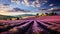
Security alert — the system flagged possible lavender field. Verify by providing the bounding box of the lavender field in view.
[0,16,60,34]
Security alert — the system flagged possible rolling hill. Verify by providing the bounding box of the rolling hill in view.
[15,14,35,17]
[0,14,35,20]
[0,15,17,20]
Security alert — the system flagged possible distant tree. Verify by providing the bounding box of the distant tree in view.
[16,17,19,20]
[36,13,39,17]
[50,11,58,15]
[54,13,57,15]
[48,12,57,16]
[10,18,12,20]
[41,13,47,16]
[45,13,48,15]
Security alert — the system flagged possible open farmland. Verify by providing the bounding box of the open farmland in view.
[0,16,60,34]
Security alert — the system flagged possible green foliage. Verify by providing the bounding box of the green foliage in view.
[0,15,17,20]
[45,13,57,16]
[35,13,39,17]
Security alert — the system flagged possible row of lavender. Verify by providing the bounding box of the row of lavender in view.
[0,20,60,34]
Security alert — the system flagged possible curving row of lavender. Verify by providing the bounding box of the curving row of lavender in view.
[0,16,60,34]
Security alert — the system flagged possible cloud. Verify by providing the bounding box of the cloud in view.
[15,1,20,4]
[30,5,35,7]
[48,7,60,11]
[31,0,41,8]
[0,4,10,10]
[0,8,38,16]
[11,0,20,4]
[23,0,30,6]
[11,0,17,2]
[0,7,27,16]
[21,1,25,4]
[13,8,23,11]
[35,0,39,3]
[11,0,19,2]
[11,0,41,8]
[7,8,31,13]
[49,4,54,6]
[30,1,35,7]
[21,0,41,7]
[36,4,41,7]
[0,11,26,16]
[42,0,47,2]
[0,11,37,16]
[48,8,54,11]
[8,8,22,12]
[2,4,10,6]
[32,1,35,6]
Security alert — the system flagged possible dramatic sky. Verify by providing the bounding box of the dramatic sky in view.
[0,0,60,16]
